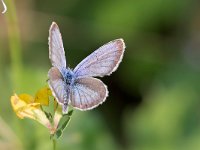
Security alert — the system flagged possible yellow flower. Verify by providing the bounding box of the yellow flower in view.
[10,87,52,129]
[10,86,70,137]
[34,86,52,106]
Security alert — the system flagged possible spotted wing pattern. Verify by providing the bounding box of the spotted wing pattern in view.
[70,77,108,110]
[73,39,125,78]
[49,22,66,70]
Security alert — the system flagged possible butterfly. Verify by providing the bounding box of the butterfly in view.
[48,22,125,114]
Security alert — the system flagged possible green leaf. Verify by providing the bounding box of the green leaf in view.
[52,110,74,139]
[67,110,73,116]
[52,130,62,139]
[58,110,73,131]
[44,111,53,123]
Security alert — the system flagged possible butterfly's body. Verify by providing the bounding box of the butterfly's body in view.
[48,22,125,113]
[61,68,75,86]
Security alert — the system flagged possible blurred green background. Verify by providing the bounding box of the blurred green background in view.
[1,0,200,150]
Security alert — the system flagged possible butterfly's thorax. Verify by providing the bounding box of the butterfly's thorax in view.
[61,68,75,86]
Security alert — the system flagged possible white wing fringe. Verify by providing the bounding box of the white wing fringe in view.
[1,0,7,14]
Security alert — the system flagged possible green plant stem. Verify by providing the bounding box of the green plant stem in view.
[4,1,25,149]
[5,0,23,90]
[53,139,56,150]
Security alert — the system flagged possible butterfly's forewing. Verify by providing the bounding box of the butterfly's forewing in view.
[70,77,108,110]
[49,22,66,70]
[48,67,68,107]
[73,39,125,78]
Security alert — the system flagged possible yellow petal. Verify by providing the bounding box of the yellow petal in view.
[11,94,51,128]
[53,107,62,128]
[17,107,36,120]
[11,94,26,112]
[11,94,40,119]
[34,87,52,106]
[18,94,34,104]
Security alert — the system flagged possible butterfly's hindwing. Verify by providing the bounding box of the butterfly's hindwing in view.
[70,77,108,110]
[73,39,125,78]
[48,67,68,106]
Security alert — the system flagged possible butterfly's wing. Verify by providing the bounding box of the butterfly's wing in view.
[48,67,69,112]
[49,22,66,70]
[73,39,125,78]
[70,77,108,110]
